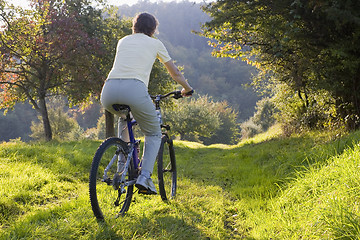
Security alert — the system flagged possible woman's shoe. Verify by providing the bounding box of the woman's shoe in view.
[135,174,157,194]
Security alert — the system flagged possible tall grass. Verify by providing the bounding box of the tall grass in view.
[0,127,360,239]
[253,140,360,239]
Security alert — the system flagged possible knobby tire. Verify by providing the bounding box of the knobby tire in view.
[157,134,177,201]
[89,137,135,220]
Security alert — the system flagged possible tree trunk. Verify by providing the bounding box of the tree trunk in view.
[105,110,115,138]
[38,97,52,141]
[354,70,360,126]
[179,132,185,140]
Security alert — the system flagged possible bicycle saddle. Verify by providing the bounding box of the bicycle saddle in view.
[112,104,130,112]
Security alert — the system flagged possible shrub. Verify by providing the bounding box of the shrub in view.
[200,100,240,145]
[164,95,221,141]
[30,107,82,141]
[240,118,261,139]
[84,127,98,140]
[270,83,339,135]
[251,97,277,131]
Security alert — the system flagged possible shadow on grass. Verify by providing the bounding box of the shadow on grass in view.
[94,210,205,239]
[95,220,124,240]
[154,215,205,239]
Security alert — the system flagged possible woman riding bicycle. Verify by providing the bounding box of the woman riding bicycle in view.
[100,12,193,194]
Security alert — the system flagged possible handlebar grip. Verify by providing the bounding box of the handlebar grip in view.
[184,89,194,96]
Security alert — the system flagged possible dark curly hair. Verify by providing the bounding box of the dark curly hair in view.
[132,13,158,37]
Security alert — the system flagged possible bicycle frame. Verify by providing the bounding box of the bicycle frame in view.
[124,116,140,170]
[101,109,140,189]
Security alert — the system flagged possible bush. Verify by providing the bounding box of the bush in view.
[270,83,339,135]
[30,107,82,141]
[239,97,277,140]
[164,95,222,141]
[240,119,261,139]
[251,97,277,131]
[84,127,98,140]
[200,100,240,145]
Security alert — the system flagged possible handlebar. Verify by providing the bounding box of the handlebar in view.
[151,89,194,100]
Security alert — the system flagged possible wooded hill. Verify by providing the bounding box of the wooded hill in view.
[0,1,257,142]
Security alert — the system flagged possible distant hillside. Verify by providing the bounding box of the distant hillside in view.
[116,1,259,121]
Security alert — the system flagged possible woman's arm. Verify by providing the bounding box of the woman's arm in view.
[164,60,193,95]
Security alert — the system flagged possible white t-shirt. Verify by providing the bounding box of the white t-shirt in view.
[107,33,172,87]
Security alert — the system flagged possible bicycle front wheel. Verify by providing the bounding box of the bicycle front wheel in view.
[157,134,177,201]
[89,137,135,220]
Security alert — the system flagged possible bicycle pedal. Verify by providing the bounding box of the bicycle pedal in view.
[138,189,157,195]
[102,178,112,185]
[112,173,121,190]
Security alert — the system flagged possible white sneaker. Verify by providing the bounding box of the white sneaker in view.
[135,175,157,195]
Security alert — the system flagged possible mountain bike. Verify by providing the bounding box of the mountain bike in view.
[89,90,192,220]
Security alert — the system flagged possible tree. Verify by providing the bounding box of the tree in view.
[201,0,360,130]
[0,0,106,141]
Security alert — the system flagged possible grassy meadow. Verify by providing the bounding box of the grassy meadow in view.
[1,125,360,239]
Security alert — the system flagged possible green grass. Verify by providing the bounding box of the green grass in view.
[1,126,360,239]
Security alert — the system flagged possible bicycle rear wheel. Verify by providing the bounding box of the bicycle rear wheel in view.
[157,134,177,201]
[89,137,135,220]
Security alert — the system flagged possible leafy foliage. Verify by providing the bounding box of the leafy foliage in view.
[240,119,261,139]
[0,0,132,141]
[251,97,277,132]
[0,1,259,143]
[240,97,277,139]
[270,82,338,135]
[201,0,360,130]
[164,95,240,144]
[200,99,240,145]
[164,95,221,141]
[148,60,177,103]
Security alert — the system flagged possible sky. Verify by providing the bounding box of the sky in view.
[9,0,211,7]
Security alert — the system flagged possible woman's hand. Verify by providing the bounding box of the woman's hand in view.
[181,88,194,97]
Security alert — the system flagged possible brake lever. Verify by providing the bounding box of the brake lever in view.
[172,91,183,99]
